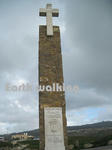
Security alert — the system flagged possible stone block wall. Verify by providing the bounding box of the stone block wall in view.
[39,26,68,150]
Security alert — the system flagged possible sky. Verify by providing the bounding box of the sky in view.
[0,0,112,134]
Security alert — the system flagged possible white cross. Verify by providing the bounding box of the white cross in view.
[39,4,59,36]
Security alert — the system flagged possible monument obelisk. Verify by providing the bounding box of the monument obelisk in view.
[39,4,68,150]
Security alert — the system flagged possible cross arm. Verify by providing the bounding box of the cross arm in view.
[52,9,59,17]
[39,8,46,16]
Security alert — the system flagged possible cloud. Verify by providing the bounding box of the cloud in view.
[63,0,112,92]
[66,88,110,111]
[0,0,112,134]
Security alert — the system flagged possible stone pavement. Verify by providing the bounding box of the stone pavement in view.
[82,145,112,150]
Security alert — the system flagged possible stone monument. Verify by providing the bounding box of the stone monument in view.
[39,4,68,150]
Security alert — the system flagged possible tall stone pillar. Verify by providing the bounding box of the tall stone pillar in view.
[39,4,68,150]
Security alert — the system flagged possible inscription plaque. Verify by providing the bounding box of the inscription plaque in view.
[44,107,65,150]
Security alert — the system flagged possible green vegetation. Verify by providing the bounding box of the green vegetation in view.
[0,140,39,150]
[0,141,13,148]
[18,140,39,149]
[68,134,112,149]
[0,134,112,150]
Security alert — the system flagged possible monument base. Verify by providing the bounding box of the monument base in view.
[44,107,65,150]
[45,145,65,150]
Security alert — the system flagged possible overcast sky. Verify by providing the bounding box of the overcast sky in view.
[0,0,112,134]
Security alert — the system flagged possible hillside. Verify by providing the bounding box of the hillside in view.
[1,121,112,138]
[0,121,112,150]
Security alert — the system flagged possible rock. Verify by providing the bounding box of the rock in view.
[108,140,112,145]
[84,143,93,148]
[68,144,74,150]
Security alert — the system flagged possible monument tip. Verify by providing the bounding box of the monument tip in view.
[46,3,52,8]
[39,3,59,36]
